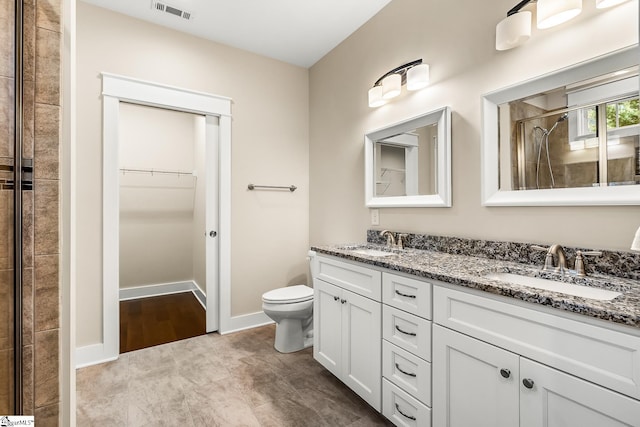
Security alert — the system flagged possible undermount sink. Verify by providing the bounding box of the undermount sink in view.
[484,272,622,301]
[350,248,395,257]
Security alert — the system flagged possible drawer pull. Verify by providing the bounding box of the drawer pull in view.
[395,325,417,336]
[500,368,511,379]
[523,378,535,389]
[395,403,417,421]
[395,363,417,377]
[395,290,417,299]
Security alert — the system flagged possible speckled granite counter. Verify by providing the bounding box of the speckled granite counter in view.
[311,243,640,329]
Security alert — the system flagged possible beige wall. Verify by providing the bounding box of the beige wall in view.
[76,3,309,346]
[309,0,640,251]
[118,103,202,289]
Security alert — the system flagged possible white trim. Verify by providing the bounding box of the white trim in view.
[100,74,232,365]
[75,343,118,369]
[220,311,274,335]
[193,285,206,309]
[119,280,200,301]
[481,45,640,206]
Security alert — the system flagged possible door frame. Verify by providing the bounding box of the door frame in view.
[101,73,232,360]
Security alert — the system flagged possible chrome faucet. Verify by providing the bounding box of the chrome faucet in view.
[548,244,568,274]
[531,244,601,276]
[380,230,396,248]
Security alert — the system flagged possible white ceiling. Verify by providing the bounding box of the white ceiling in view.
[80,0,392,68]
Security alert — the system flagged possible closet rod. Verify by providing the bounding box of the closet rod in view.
[119,168,196,177]
[248,184,297,192]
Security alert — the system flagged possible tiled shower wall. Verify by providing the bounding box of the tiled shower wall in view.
[0,0,61,423]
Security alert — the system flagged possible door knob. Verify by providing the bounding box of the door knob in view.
[499,368,511,379]
[209,231,217,238]
[522,378,535,389]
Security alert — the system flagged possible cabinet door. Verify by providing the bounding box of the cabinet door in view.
[433,325,519,427]
[520,358,640,427]
[313,279,342,377]
[342,288,382,411]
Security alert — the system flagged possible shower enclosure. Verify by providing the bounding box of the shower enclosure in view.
[502,68,640,192]
[1,0,24,414]
[1,0,62,419]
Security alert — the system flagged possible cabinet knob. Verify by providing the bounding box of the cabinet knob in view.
[499,368,511,379]
[340,299,347,304]
[522,378,535,389]
[333,296,339,301]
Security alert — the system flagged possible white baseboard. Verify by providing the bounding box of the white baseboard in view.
[119,280,199,301]
[192,283,206,309]
[75,343,118,369]
[220,311,274,335]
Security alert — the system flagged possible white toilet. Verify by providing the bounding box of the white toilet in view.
[262,284,314,353]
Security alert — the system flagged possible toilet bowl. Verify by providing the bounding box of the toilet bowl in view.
[262,284,313,353]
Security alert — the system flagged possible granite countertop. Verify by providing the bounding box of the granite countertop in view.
[311,243,640,329]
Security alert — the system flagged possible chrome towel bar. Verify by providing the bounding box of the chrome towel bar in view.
[248,184,297,192]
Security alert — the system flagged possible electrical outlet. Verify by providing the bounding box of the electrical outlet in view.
[370,209,380,226]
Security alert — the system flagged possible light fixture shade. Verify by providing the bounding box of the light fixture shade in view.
[407,64,430,91]
[382,73,401,99]
[632,226,640,251]
[495,11,532,51]
[537,0,582,29]
[596,0,629,8]
[368,86,386,108]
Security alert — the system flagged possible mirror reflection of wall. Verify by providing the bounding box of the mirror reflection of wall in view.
[499,66,639,191]
[373,123,438,197]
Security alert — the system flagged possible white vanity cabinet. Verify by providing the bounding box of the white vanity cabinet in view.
[432,286,640,427]
[381,272,432,427]
[312,256,382,411]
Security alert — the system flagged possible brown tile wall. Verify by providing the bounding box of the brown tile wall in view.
[0,0,61,421]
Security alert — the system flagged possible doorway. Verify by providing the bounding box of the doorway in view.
[100,73,232,362]
[118,103,208,352]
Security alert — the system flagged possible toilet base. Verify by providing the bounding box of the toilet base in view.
[274,318,313,353]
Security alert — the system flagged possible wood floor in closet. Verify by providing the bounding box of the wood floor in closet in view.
[119,291,206,353]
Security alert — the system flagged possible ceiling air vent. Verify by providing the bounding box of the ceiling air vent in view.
[151,1,193,21]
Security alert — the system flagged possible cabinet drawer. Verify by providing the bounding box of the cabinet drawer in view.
[383,340,431,406]
[383,378,431,427]
[383,305,431,361]
[434,285,640,400]
[315,256,381,301]
[382,273,432,319]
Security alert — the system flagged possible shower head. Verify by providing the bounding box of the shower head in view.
[548,112,568,134]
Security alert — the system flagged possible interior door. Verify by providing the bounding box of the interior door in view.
[205,115,219,333]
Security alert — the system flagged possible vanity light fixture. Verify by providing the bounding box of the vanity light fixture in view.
[596,0,631,8]
[496,0,631,51]
[368,59,430,108]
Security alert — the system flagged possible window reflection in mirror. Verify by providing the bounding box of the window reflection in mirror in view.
[374,124,438,197]
[498,66,639,191]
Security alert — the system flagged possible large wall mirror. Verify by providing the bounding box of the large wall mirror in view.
[365,107,451,207]
[482,46,640,206]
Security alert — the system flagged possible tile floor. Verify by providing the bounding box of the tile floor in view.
[76,325,393,426]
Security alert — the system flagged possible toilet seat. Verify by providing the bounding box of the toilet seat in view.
[262,285,313,304]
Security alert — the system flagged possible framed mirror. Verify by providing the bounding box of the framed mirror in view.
[482,46,640,206]
[365,107,451,207]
